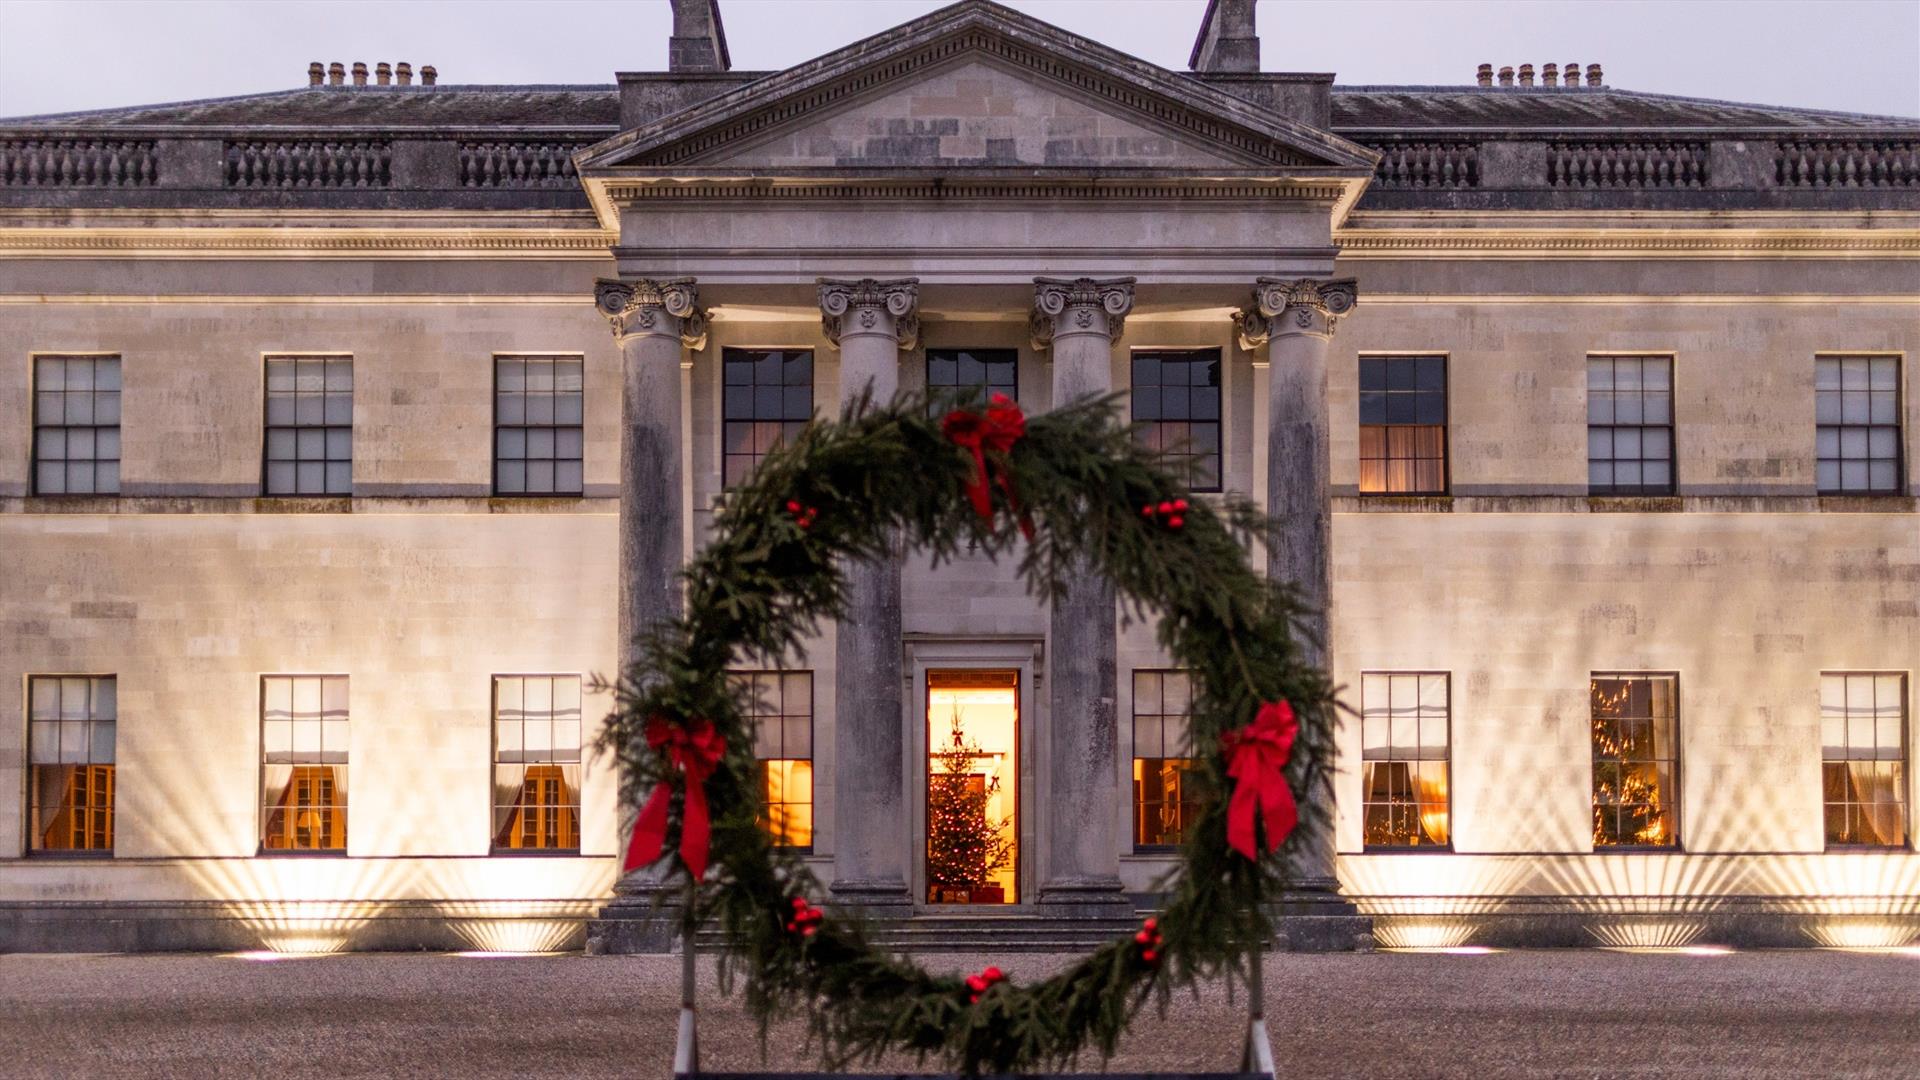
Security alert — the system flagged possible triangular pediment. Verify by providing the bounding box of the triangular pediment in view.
[580,0,1376,176]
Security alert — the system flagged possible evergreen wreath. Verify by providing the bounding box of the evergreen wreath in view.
[598,390,1336,1076]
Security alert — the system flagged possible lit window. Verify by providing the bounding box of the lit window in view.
[1591,674,1679,848]
[1359,355,1447,494]
[27,676,116,854]
[1361,672,1451,849]
[1822,673,1908,848]
[927,348,1017,412]
[264,356,352,495]
[1132,670,1199,849]
[493,675,582,852]
[723,349,812,487]
[494,356,584,495]
[1131,350,1221,491]
[734,670,813,848]
[261,675,348,853]
[32,355,121,495]
[1816,356,1902,494]
[1587,356,1674,495]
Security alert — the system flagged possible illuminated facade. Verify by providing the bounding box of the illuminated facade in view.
[1,0,1917,952]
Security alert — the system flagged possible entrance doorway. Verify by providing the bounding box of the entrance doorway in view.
[924,669,1019,906]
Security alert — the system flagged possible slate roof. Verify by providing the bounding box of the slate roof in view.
[5,82,1911,134]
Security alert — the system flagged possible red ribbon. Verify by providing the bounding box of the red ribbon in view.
[1221,701,1300,861]
[941,393,1034,539]
[624,716,726,880]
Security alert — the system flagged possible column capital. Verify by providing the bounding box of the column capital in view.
[818,277,920,351]
[1234,276,1358,349]
[596,276,708,350]
[1030,276,1135,351]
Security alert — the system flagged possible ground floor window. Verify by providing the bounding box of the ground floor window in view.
[926,669,1018,904]
[1822,672,1908,848]
[28,675,116,854]
[493,675,583,852]
[1591,673,1680,849]
[261,675,348,852]
[735,670,814,849]
[1132,669,1198,849]
[1361,672,1451,849]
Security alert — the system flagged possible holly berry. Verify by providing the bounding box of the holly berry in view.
[1132,917,1164,966]
[965,965,1007,1003]
[1167,515,1184,529]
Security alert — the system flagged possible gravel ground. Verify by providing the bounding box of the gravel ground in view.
[1,949,1916,1079]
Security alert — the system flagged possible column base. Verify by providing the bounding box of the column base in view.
[584,877,686,955]
[1036,876,1135,919]
[1265,884,1374,953]
[827,878,915,919]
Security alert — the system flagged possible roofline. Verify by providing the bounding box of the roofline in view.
[0,84,619,127]
[1332,84,1920,127]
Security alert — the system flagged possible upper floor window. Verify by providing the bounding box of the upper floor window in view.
[264,355,352,496]
[1587,355,1674,495]
[27,675,116,855]
[1361,672,1451,849]
[723,349,812,487]
[495,355,584,496]
[734,670,813,848]
[33,355,120,495]
[493,675,583,852]
[1131,349,1221,492]
[1822,672,1908,849]
[927,348,1017,411]
[1591,673,1679,849]
[1359,355,1446,495]
[1131,669,1198,849]
[1816,356,1902,495]
[261,675,348,853]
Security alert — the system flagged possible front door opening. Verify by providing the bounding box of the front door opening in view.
[925,669,1019,906]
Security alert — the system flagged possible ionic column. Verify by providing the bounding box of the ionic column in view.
[1031,276,1135,917]
[586,276,707,953]
[819,278,918,915]
[1236,277,1364,921]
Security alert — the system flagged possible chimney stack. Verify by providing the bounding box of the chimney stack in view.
[396,62,412,86]
[668,0,732,73]
[1188,0,1260,74]
[1586,63,1603,86]
[308,62,324,87]
[421,65,437,86]
[1498,66,1514,86]
[376,62,391,86]
[351,61,367,87]
[328,62,345,87]
[1518,63,1534,86]
[1476,63,1493,87]
[1541,63,1558,87]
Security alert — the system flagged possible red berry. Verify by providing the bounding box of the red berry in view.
[786,500,801,513]
[785,921,797,932]
[1173,499,1188,512]
[803,926,818,937]
[1141,504,1156,517]
[1134,930,1152,944]
[1142,949,1158,964]
[1143,918,1158,931]
[792,897,807,910]
[983,966,1002,981]
[1158,501,1174,515]
[1168,516,1184,529]
[968,994,980,1004]
[966,975,986,993]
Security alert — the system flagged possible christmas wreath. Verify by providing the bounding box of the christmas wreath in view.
[599,391,1335,1075]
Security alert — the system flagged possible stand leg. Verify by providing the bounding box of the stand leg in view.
[673,887,699,1077]
[1239,946,1276,1077]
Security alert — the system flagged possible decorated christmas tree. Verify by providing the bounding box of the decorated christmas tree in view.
[926,708,1014,903]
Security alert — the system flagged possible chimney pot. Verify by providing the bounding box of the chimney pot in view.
[1476,63,1493,88]
[1498,66,1514,87]
[307,62,324,87]
[396,62,412,86]
[1542,63,1558,87]
[1586,63,1603,86]
[376,62,391,86]
[1518,63,1535,86]
[420,65,437,86]
[328,62,345,87]
[351,61,367,87]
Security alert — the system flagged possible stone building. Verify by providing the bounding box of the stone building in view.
[1,0,1915,952]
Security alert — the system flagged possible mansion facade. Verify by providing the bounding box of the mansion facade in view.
[1,0,1917,952]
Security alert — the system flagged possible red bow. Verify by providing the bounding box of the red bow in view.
[942,393,1034,539]
[1221,701,1300,861]
[624,716,726,880]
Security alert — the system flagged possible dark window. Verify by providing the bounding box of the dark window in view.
[733,670,813,848]
[1361,673,1451,850]
[494,356,584,496]
[1359,355,1447,494]
[723,349,813,487]
[1591,674,1679,849]
[926,348,1017,411]
[264,356,352,495]
[1131,350,1221,491]
[1132,670,1199,849]
[1587,356,1674,495]
[27,676,116,855]
[1816,356,1902,494]
[1822,673,1907,848]
[32,355,121,495]
[261,676,349,853]
[493,675,583,852]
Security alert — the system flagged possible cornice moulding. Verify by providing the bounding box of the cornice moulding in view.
[0,227,616,259]
[1336,228,1920,259]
